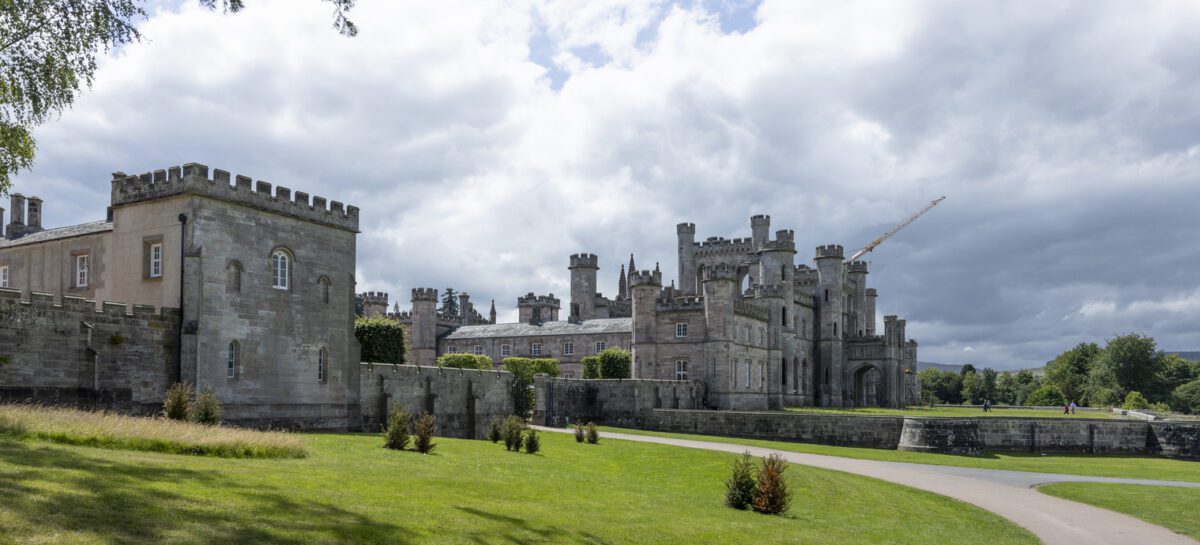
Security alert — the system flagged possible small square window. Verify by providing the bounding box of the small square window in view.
[447,345,456,354]
[531,343,542,357]
[473,345,483,355]
[500,344,511,357]
[675,323,688,338]
[563,341,574,356]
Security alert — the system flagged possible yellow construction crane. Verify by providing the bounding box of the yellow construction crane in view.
[848,196,946,262]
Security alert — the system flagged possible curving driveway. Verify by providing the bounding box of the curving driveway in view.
[534,426,1200,545]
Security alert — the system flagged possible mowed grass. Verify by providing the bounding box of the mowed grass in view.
[0,431,1039,545]
[1038,483,1200,539]
[784,405,1120,419]
[596,427,1200,482]
[0,404,306,458]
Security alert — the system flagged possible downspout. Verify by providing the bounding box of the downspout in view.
[177,213,187,383]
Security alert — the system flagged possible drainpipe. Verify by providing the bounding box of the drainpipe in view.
[177,213,187,383]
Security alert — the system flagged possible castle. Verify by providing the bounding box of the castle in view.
[392,215,920,409]
[0,163,362,428]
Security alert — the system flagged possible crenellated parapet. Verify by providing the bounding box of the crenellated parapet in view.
[656,295,704,312]
[750,284,785,299]
[363,291,388,306]
[110,162,359,232]
[847,260,869,273]
[732,299,770,321]
[750,214,770,227]
[676,222,696,235]
[517,292,561,306]
[411,288,438,302]
[759,239,796,253]
[815,244,844,259]
[702,262,737,281]
[695,236,755,257]
[630,269,662,287]
[568,253,598,269]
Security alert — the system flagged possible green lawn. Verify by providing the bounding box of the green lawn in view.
[784,406,1120,419]
[1038,483,1200,539]
[0,432,1039,545]
[596,427,1200,482]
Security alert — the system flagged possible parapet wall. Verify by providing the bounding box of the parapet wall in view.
[532,376,706,428]
[0,289,180,413]
[111,163,359,232]
[361,363,514,439]
[645,410,905,449]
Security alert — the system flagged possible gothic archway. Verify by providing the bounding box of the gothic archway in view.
[852,365,883,407]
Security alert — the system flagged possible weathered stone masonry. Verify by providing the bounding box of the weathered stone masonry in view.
[360,363,514,439]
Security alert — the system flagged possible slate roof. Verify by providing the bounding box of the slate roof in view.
[442,318,632,340]
[0,220,113,249]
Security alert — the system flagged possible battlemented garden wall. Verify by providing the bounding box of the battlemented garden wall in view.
[532,376,706,428]
[0,289,180,414]
[360,363,514,439]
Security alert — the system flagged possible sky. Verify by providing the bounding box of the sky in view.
[11,0,1200,370]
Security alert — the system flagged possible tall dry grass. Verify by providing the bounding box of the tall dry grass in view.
[0,404,307,458]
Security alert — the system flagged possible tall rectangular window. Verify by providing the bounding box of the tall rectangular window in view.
[473,345,483,355]
[675,323,688,338]
[500,344,511,357]
[563,341,574,356]
[731,358,738,388]
[149,242,163,278]
[675,360,688,381]
[759,361,765,389]
[75,255,89,288]
[0,266,8,288]
[594,341,606,354]
[531,343,542,357]
[744,361,750,388]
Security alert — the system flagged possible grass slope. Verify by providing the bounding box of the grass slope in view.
[597,427,1200,482]
[0,432,1037,545]
[1038,483,1200,539]
[784,406,1119,419]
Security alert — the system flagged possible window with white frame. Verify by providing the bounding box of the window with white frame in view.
[675,322,688,338]
[447,344,456,354]
[594,340,606,353]
[318,347,328,382]
[227,341,239,378]
[563,372,574,379]
[271,249,290,290]
[675,360,688,381]
[0,266,8,288]
[473,345,483,355]
[563,341,574,356]
[531,343,542,357]
[75,255,89,288]
[149,242,163,278]
[500,344,511,357]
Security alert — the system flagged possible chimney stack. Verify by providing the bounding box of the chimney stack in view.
[7,193,25,240]
[26,196,42,232]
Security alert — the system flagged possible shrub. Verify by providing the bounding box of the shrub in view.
[188,386,221,425]
[487,416,503,443]
[504,357,560,418]
[724,451,758,510]
[501,415,525,452]
[1025,383,1066,407]
[581,356,601,379]
[752,453,793,515]
[163,382,193,421]
[1172,379,1200,415]
[414,412,437,454]
[574,422,585,443]
[384,405,411,450]
[437,353,493,370]
[523,428,541,454]
[585,422,599,444]
[1121,391,1150,411]
[598,348,632,379]
[355,317,406,364]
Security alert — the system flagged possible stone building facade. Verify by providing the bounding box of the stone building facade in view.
[0,163,362,428]
[394,215,919,408]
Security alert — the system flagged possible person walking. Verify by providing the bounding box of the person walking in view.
[1069,401,1077,415]
[1063,403,1070,414]
[983,399,991,413]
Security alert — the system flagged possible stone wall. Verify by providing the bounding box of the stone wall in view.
[361,363,514,440]
[0,289,180,414]
[974,418,1152,454]
[532,376,706,428]
[646,409,906,449]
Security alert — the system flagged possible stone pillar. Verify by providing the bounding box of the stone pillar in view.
[865,288,877,336]
[7,193,25,239]
[25,196,42,232]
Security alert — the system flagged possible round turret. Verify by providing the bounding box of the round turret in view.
[676,222,696,235]
[815,244,844,260]
[848,260,869,273]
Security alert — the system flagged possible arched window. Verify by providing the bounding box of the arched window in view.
[228,260,243,292]
[271,249,291,290]
[318,347,328,383]
[318,276,331,304]
[227,341,239,378]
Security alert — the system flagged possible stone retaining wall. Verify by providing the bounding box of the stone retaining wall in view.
[532,376,706,428]
[360,363,514,439]
[644,409,905,449]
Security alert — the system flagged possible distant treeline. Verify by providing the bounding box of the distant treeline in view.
[919,333,1200,414]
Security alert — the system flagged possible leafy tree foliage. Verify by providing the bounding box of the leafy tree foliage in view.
[597,348,632,379]
[1092,333,1162,399]
[1171,379,1200,415]
[355,317,405,364]
[960,368,983,405]
[581,356,601,379]
[503,357,559,417]
[917,369,962,404]
[980,367,998,403]
[724,451,757,510]
[1025,383,1066,407]
[1120,391,1149,411]
[0,0,355,193]
[1044,342,1100,404]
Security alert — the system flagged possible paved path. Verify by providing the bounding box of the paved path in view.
[534,426,1200,545]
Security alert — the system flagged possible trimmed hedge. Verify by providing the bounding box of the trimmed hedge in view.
[437,353,493,370]
[356,317,406,364]
[504,358,559,417]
